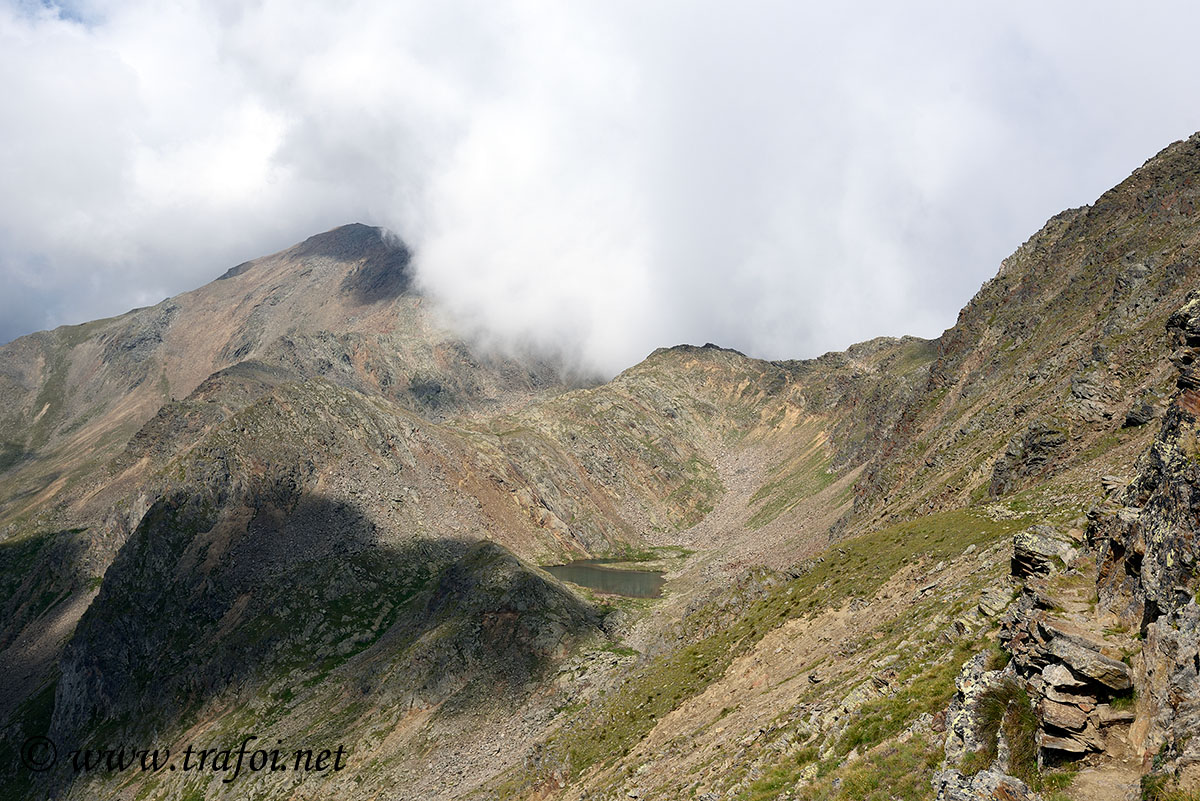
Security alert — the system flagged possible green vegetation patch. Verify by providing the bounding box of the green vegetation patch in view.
[0,529,54,607]
[1111,686,1138,712]
[789,505,1035,616]
[1079,425,1143,462]
[741,746,820,801]
[795,736,944,801]
[836,639,979,758]
[665,456,723,529]
[967,677,1038,785]
[552,574,798,777]
[0,442,24,472]
[1142,773,1200,801]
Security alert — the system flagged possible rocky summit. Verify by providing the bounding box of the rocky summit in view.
[3,134,1200,801]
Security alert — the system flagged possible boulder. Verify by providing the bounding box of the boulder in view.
[990,419,1068,496]
[1069,372,1117,422]
[942,653,1008,766]
[1040,733,1089,754]
[1012,525,1078,577]
[1100,474,1128,494]
[1037,620,1132,690]
[1044,686,1096,708]
[977,586,1011,618]
[1123,397,1162,427]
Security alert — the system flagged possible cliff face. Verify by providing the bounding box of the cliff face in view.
[1090,291,1200,783]
[1093,292,1200,628]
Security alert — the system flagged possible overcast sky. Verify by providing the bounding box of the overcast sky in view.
[2,1,1199,375]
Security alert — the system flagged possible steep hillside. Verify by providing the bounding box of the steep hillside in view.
[474,134,1200,801]
[860,134,1200,525]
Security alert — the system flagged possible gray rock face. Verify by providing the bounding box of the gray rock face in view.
[1040,625,1131,691]
[1068,370,1118,422]
[999,606,1130,758]
[1087,291,1200,769]
[1094,290,1200,626]
[1138,602,1200,770]
[1007,614,1131,690]
[942,652,1003,767]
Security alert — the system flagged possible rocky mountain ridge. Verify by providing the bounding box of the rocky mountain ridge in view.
[2,133,1200,801]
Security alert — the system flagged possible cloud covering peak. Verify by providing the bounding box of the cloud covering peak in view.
[3,1,1199,374]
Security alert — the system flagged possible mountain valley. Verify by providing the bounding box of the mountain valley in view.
[3,133,1200,801]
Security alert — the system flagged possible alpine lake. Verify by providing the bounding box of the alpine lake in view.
[544,559,666,598]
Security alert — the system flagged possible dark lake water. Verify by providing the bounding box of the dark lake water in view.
[544,560,665,598]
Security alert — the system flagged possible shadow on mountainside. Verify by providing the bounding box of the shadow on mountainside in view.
[0,528,93,723]
[2,487,599,801]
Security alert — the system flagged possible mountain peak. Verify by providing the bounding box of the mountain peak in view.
[217,223,414,304]
[291,222,399,262]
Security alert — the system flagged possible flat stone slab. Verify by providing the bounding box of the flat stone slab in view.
[1037,620,1132,690]
[1043,662,1087,689]
[1046,638,1132,690]
[1042,699,1089,731]
[1098,705,1136,725]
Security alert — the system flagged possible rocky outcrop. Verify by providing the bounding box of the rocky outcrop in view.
[1093,291,1200,627]
[941,652,1008,768]
[989,419,1068,497]
[937,650,1039,799]
[1002,610,1133,758]
[954,292,1200,793]
[937,511,1140,795]
[1088,291,1200,788]
[1067,369,1118,423]
[1123,391,1164,428]
[933,291,1200,798]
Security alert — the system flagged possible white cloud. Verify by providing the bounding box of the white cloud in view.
[2,0,1199,374]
